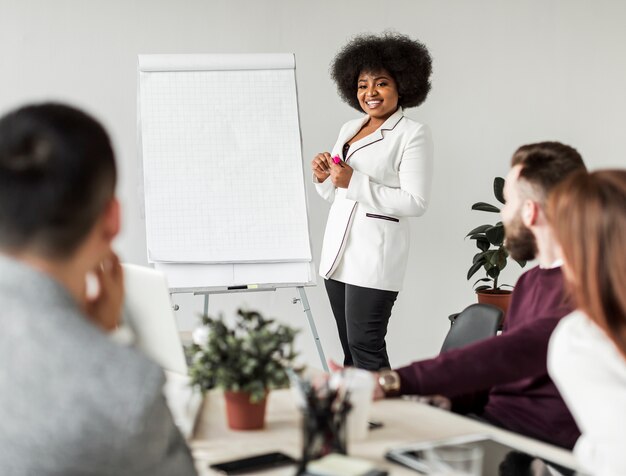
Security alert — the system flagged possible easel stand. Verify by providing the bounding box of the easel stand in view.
[178,286,328,372]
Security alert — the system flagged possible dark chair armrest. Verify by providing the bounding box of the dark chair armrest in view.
[448,313,460,325]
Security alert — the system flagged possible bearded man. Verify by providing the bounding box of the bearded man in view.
[336,142,586,449]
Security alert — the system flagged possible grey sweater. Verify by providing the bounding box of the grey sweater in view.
[0,255,197,476]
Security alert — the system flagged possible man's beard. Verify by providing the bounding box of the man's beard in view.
[504,214,537,262]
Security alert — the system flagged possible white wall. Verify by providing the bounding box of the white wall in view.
[2,0,625,368]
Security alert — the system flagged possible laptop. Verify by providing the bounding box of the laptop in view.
[121,263,203,438]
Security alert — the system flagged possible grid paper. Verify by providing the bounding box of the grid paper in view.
[139,66,311,263]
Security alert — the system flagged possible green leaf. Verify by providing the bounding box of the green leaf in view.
[472,277,493,287]
[485,225,505,246]
[494,177,505,204]
[472,252,485,264]
[474,237,490,252]
[482,249,496,260]
[466,224,491,237]
[475,285,493,291]
[494,247,508,270]
[467,259,485,280]
[487,266,501,279]
[468,234,485,240]
[472,202,501,213]
[514,258,527,268]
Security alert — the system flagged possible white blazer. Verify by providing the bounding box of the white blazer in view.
[315,108,433,291]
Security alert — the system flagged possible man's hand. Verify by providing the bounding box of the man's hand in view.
[328,359,343,373]
[372,375,386,400]
[83,251,124,332]
[328,359,386,400]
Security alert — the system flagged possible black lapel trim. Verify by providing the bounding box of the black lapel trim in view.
[324,202,358,278]
[345,115,405,164]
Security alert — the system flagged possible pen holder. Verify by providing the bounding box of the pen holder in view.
[297,386,351,473]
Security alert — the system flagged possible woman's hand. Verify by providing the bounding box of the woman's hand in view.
[83,251,124,332]
[330,159,353,189]
[312,152,332,182]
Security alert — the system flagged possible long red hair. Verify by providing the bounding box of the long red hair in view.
[548,170,626,357]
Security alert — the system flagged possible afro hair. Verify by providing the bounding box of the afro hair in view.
[331,32,432,111]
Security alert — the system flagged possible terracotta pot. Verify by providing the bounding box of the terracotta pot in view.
[476,289,513,317]
[224,390,268,430]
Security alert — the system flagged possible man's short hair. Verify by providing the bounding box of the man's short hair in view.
[0,103,116,258]
[511,142,586,204]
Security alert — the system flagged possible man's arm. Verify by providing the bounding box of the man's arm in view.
[395,316,562,398]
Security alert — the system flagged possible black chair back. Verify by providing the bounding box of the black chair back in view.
[440,303,503,353]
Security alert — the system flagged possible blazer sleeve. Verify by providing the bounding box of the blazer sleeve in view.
[345,123,433,217]
[313,173,336,203]
[395,315,561,397]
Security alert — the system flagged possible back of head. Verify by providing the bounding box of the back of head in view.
[511,142,586,204]
[0,103,116,258]
[548,169,626,356]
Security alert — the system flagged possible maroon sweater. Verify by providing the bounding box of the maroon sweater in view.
[395,266,580,449]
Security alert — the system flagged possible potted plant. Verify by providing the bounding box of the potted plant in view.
[187,308,298,430]
[466,177,526,315]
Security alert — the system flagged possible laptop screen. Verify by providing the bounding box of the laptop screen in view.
[121,263,188,375]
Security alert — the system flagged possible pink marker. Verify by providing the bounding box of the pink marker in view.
[332,155,341,164]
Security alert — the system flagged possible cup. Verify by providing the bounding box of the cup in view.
[423,444,483,476]
[341,368,375,442]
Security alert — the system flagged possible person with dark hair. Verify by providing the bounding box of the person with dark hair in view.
[333,142,587,449]
[0,103,197,475]
[548,170,626,475]
[312,32,434,370]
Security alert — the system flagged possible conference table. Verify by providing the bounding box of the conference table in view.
[189,388,579,475]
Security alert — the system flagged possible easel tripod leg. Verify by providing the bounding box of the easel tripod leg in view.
[203,295,209,318]
[297,287,328,372]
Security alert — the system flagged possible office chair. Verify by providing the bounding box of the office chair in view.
[440,303,503,353]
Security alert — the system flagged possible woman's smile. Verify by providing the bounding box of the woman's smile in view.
[357,70,399,122]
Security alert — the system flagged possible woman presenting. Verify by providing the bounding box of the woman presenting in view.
[312,33,433,370]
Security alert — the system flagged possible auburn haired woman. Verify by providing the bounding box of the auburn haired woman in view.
[548,169,626,476]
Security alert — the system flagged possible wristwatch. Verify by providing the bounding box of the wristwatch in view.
[377,369,401,397]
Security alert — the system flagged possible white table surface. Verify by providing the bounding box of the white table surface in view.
[189,388,579,475]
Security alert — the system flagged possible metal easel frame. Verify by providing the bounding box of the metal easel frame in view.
[174,285,328,372]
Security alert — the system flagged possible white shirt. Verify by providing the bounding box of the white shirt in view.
[548,310,626,476]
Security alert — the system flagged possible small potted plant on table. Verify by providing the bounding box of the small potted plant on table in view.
[188,308,298,430]
[466,177,526,315]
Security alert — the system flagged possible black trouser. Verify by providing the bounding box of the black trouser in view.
[324,279,398,371]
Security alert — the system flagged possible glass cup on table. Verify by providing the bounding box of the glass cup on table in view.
[339,368,375,443]
[424,443,484,476]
